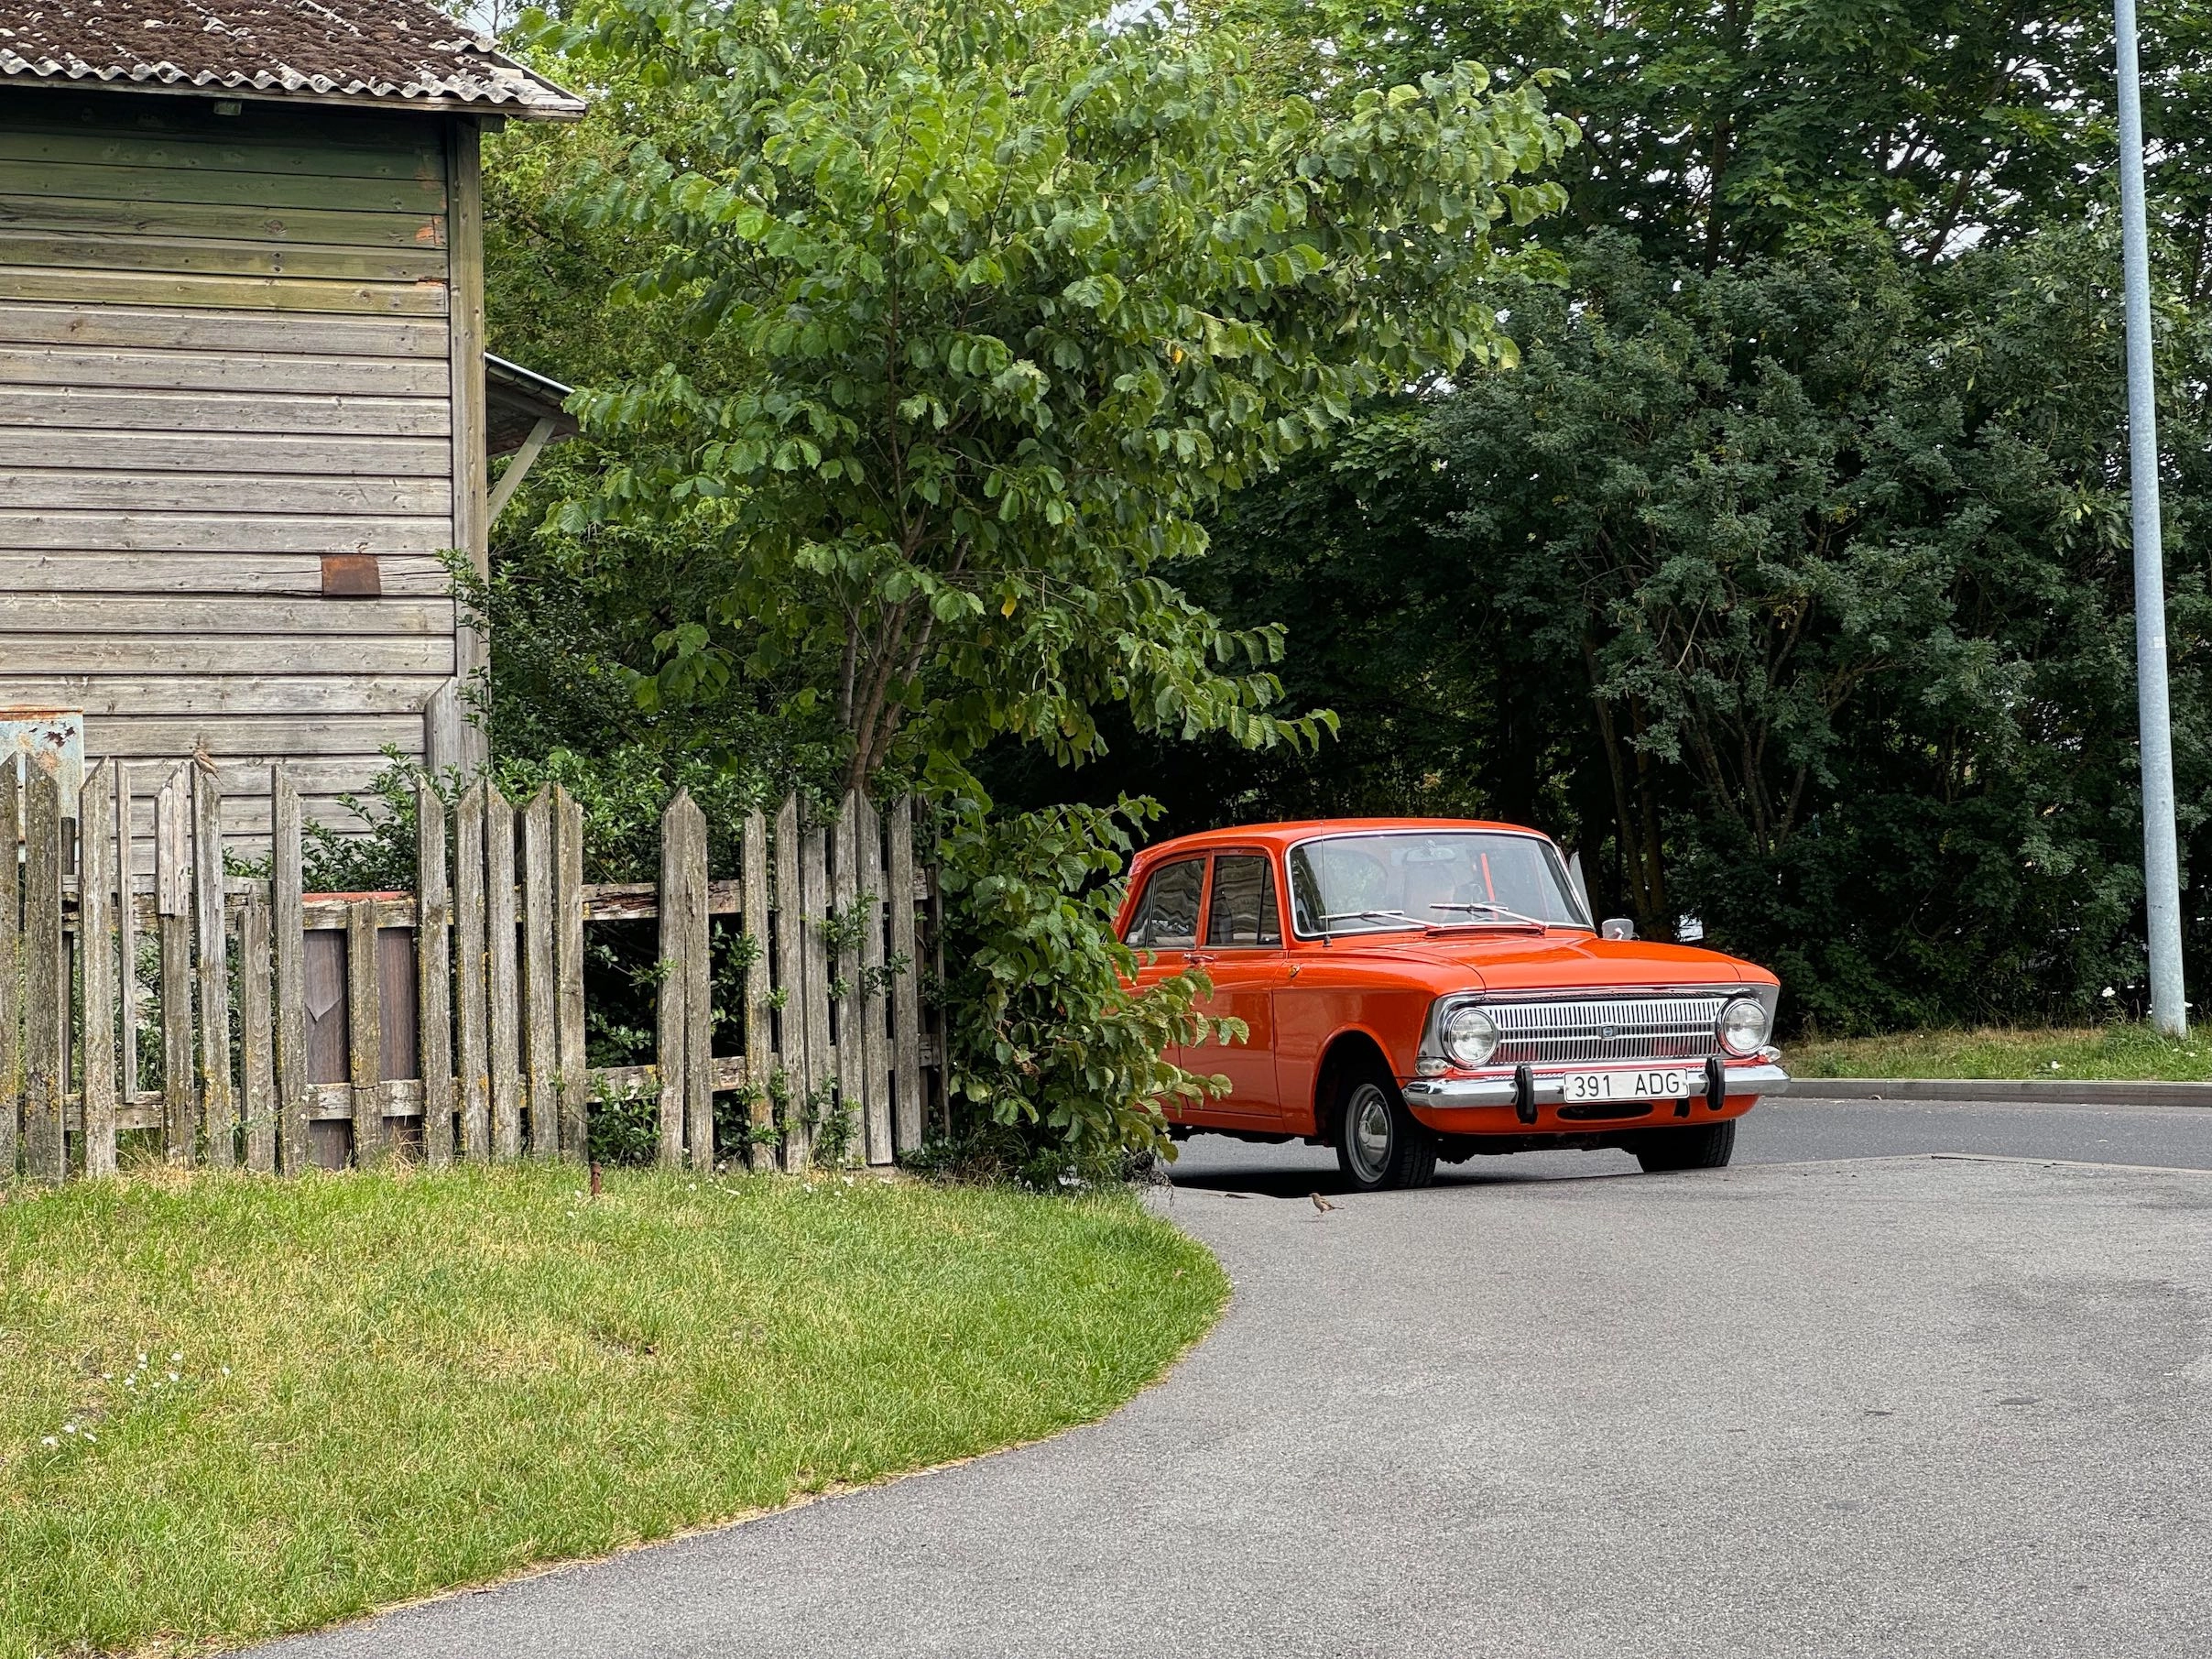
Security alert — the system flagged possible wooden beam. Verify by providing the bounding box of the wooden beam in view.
[485,414,557,523]
[445,116,490,775]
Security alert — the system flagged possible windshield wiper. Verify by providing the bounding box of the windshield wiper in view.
[1320,909,1421,928]
[1423,901,1550,932]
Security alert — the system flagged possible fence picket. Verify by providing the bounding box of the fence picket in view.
[801,814,834,1166]
[273,765,309,1174]
[0,759,17,1175]
[81,760,119,1177]
[116,763,140,1105]
[772,793,810,1173]
[417,781,454,1168]
[240,882,276,1173]
[740,808,773,1172]
[831,799,861,1162]
[485,784,521,1160]
[22,763,63,1182]
[889,797,923,1155]
[656,790,708,1169]
[554,787,587,1160]
[454,782,489,1160]
[522,789,558,1159]
[857,794,892,1165]
[192,759,235,1170]
[157,767,193,1163]
[347,900,384,1165]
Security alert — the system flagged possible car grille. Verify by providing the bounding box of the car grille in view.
[1489,996,1727,1065]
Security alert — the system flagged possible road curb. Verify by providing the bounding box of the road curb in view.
[1792,1077,2212,1108]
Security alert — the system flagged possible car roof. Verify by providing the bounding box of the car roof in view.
[1132,818,1554,864]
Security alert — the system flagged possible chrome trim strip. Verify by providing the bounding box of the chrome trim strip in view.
[1404,1063,1792,1107]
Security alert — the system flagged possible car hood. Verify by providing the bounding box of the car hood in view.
[1315,931,1776,994]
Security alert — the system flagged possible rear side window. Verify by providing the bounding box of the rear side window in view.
[1125,858,1205,948]
[1206,856,1281,946]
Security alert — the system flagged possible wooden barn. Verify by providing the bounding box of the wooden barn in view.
[0,0,584,854]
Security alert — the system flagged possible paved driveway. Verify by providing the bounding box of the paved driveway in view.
[263,1146,2212,1659]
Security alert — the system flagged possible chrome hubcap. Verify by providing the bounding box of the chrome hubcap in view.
[1346,1084,1393,1182]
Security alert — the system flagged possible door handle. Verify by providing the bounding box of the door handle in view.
[1187,952,1217,966]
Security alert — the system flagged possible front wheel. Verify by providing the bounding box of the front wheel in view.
[1333,1068,1438,1192]
[1632,1119,1736,1173]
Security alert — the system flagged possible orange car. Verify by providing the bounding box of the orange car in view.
[1117,818,1790,1190]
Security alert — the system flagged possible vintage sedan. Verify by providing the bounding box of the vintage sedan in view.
[1117,818,1789,1190]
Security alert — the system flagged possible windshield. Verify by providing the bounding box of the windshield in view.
[1286,832,1590,936]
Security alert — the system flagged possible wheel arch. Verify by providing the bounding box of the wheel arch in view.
[1312,1027,1398,1137]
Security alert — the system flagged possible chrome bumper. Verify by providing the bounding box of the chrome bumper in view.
[1402,1063,1792,1107]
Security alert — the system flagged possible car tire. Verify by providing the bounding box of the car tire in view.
[1332,1065,1438,1192]
[1632,1119,1736,1173]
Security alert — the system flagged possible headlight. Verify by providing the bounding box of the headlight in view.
[1442,1004,1501,1068]
[1717,996,1771,1057]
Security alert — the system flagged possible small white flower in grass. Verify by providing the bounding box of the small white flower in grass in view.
[221,1366,231,1377]
[40,1436,55,1448]
[2102,987,2118,999]
[61,1423,76,1435]
[167,1370,179,1382]
[136,1353,147,1367]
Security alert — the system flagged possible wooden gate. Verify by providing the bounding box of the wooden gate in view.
[0,758,943,1181]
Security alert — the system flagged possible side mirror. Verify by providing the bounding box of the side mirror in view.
[1600,917,1636,941]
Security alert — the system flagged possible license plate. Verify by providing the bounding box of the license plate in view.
[1562,1069,1695,1102]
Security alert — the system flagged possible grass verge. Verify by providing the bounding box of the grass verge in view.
[0,1163,1226,1657]
[1787,1021,2212,1082]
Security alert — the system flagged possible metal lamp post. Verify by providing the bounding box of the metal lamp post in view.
[2115,0,2188,1036]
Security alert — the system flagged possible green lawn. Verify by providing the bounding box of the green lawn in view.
[0,1164,1226,1657]
[1787,1021,2212,1082]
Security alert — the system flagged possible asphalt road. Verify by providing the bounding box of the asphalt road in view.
[1162,1092,2212,1191]
[260,1102,2212,1659]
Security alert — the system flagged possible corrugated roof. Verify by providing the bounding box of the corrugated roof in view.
[0,0,585,117]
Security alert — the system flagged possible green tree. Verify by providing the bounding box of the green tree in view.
[478,0,1575,1155]
[531,0,1574,799]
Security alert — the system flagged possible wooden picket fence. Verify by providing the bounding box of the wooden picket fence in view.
[0,757,943,1183]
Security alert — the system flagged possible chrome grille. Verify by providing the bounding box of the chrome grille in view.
[1489,996,1727,1065]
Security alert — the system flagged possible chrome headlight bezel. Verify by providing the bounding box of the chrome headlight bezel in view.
[1717,995,1771,1057]
[1440,1003,1502,1069]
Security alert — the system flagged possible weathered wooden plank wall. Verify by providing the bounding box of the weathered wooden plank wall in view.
[0,89,466,872]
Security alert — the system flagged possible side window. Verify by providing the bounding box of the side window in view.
[1206,856,1281,946]
[1124,858,1205,948]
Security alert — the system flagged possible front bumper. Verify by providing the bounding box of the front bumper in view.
[1403,1062,1791,1108]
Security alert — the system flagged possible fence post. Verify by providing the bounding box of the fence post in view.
[193,759,234,1170]
[773,793,810,1173]
[485,784,520,1160]
[273,766,309,1175]
[347,900,384,1165]
[156,766,193,1164]
[889,797,923,1155]
[656,789,708,1169]
[81,760,118,1177]
[418,781,453,1168]
[22,763,63,1182]
[554,787,587,1161]
[0,759,17,1176]
[522,789,558,1158]
[740,807,772,1171]
[454,782,489,1160]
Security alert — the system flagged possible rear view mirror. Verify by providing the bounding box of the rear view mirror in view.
[1600,917,1636,941]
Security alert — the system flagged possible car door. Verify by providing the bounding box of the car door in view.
[1121,855,1208,1116]
[1186,851,1291,1125]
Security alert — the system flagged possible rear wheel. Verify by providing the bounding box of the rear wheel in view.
[1333,1067,1438,1192]
[1632,1119,1737,1173]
